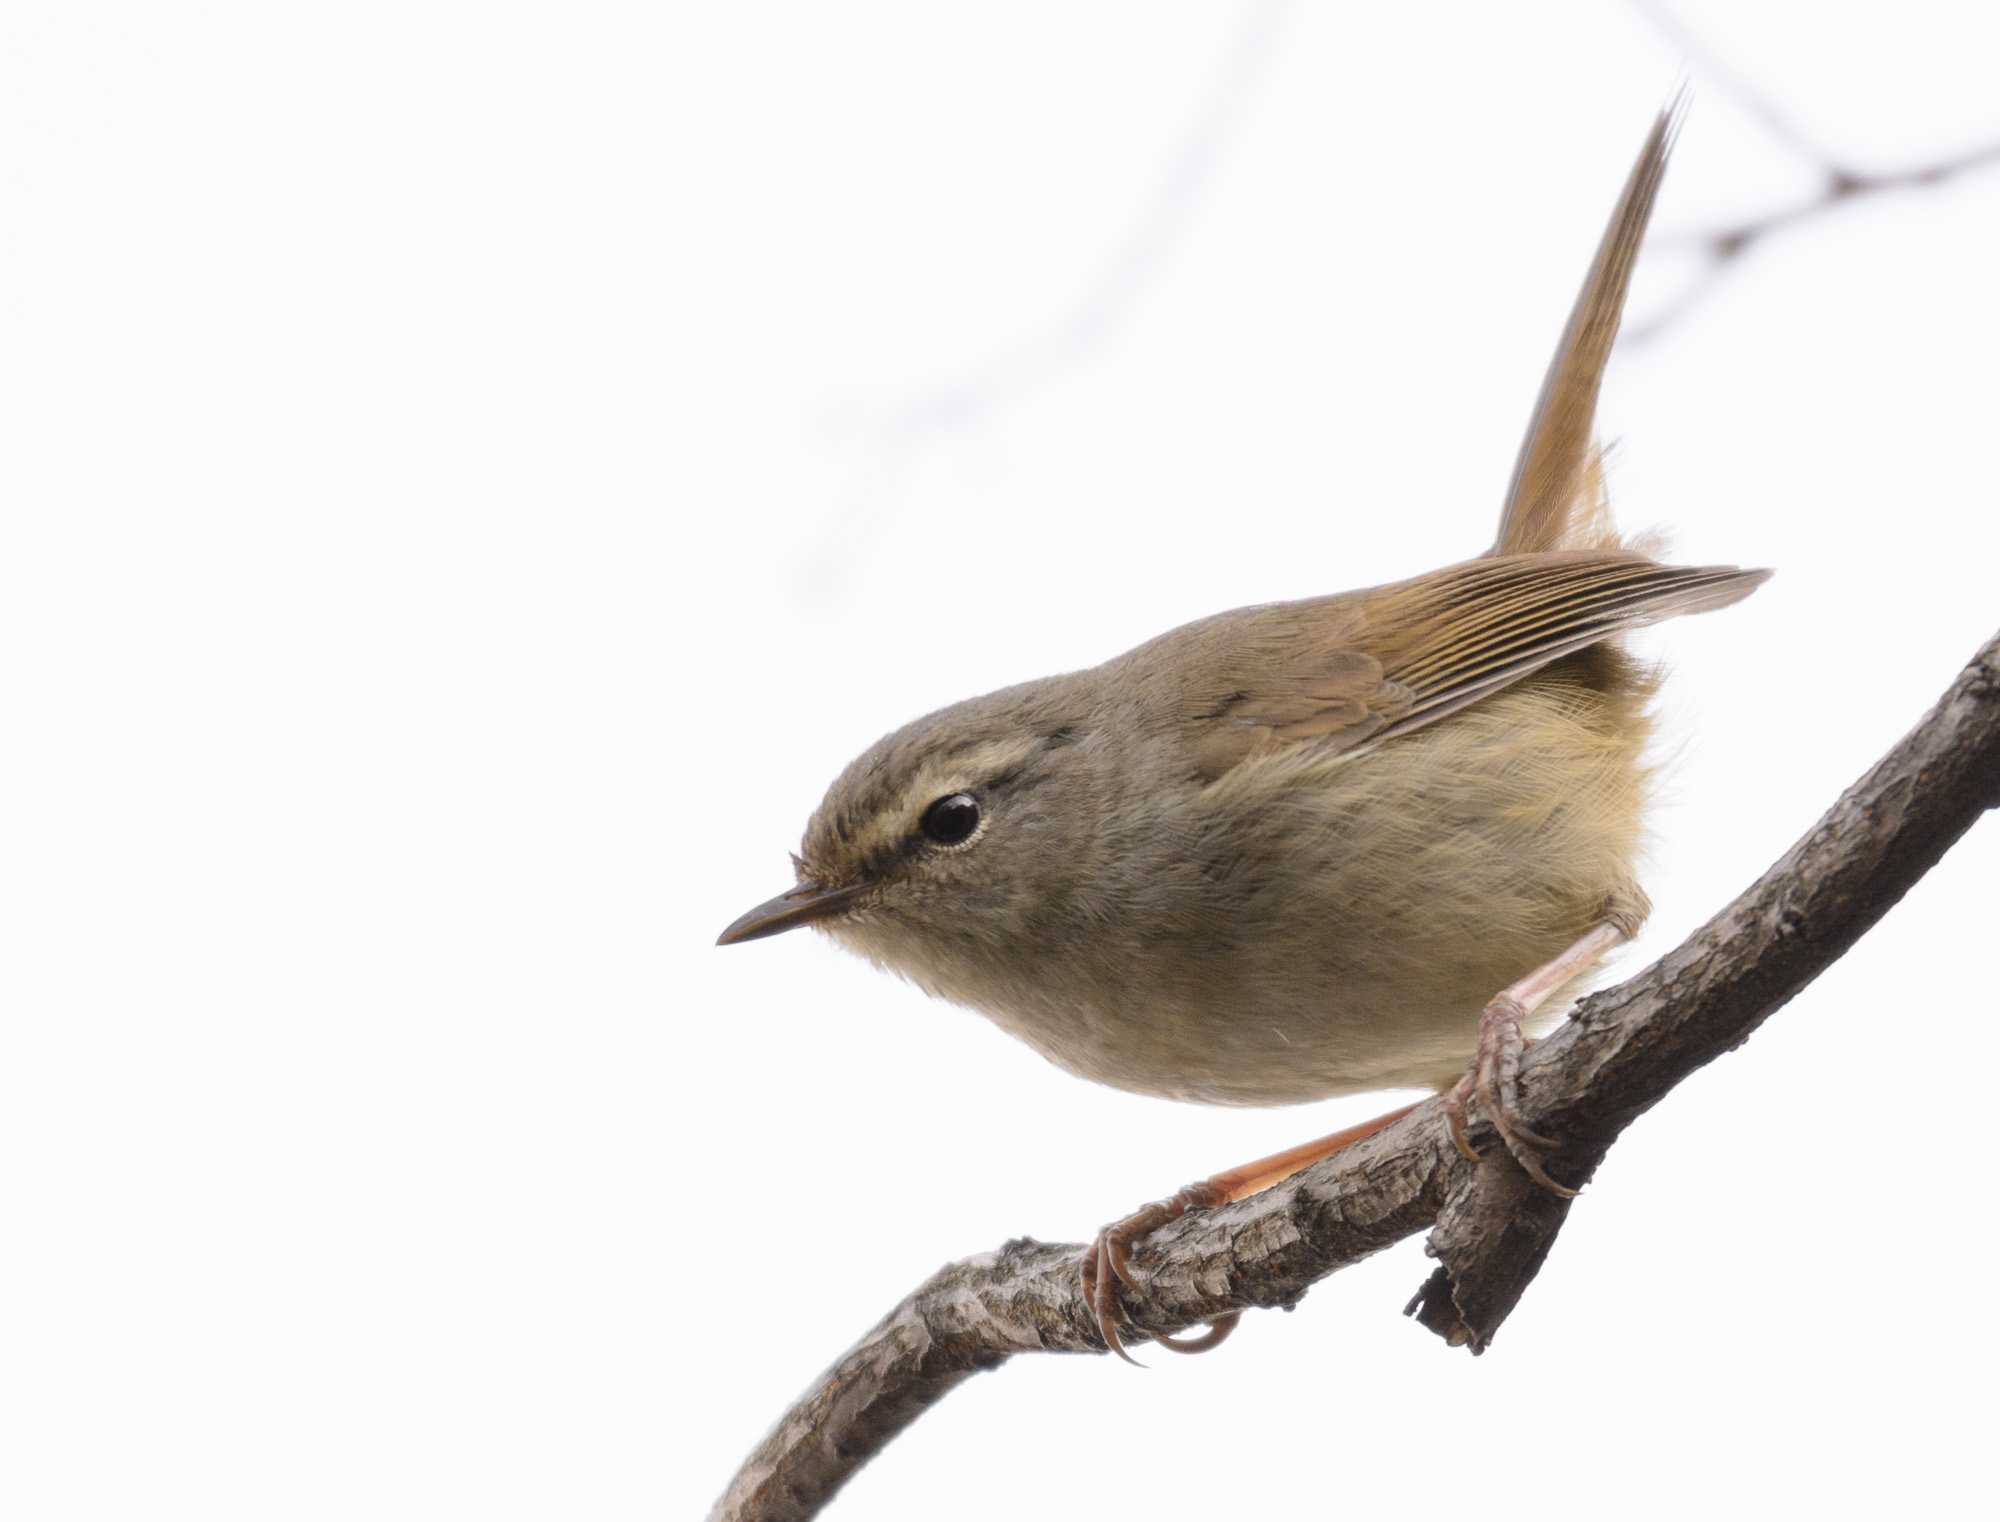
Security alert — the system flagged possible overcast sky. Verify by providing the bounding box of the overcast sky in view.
[6,4,1999,1519]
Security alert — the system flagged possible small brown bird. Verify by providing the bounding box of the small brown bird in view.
[720,103,1765,1359]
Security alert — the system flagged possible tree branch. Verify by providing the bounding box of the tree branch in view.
[711,627,2000,1522]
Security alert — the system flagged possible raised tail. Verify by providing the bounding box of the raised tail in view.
[1490,100,1681,557]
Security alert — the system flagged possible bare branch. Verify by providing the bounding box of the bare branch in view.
[710,628,2000,1521]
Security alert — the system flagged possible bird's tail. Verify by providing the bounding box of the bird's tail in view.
[1489,100,1682,557]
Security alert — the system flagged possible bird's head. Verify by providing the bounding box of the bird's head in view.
[715,680,1100,976]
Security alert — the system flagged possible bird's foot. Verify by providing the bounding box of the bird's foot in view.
[1443,992,1579,1198]
[1078,1183,1241,1364]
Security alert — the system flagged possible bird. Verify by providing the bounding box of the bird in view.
[718,101,1766,1361]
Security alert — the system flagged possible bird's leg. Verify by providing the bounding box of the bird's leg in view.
[1444,897,1647,1195]
[1079,1099,1422,1364]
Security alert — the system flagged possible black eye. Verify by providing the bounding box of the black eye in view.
[919,793,980,846]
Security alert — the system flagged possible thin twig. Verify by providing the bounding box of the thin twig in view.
[1627,2,2000,343]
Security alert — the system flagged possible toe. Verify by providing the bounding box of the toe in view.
[1487,1105,1578,1195]
[1443,1081,1482,1163]
[1153,1312,1242,1355]
[1083,1236,1144,1365]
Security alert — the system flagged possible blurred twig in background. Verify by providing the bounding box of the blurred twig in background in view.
[799,0,2000,602]
[1628,0,2000,343]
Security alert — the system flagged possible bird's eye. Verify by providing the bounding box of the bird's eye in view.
[919,793,980,846]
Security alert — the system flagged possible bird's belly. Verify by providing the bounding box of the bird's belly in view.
[977,680,1649,1105]
[984,959,1596,1107]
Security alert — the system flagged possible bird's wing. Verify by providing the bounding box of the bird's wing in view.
[1183,553,1766,781]
[1490,101,1678,557]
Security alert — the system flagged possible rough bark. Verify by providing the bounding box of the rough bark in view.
[711,628,2000,1522]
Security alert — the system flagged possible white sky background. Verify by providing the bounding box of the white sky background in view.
[5,3,1999,1518]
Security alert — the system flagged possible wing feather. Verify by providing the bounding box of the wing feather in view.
[1185,553,1766,778]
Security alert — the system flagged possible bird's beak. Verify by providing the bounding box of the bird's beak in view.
[715,881,868,946]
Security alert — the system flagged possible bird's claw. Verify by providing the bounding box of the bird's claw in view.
[1445,994,1579,1198]
[1077,1186,1241,1363]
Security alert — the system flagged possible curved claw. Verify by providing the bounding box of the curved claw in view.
[1479,1055,1561,1153]
[1488,1105,1579,1197]
[1104,1229,1141,1293]
[1449,998,1580,1196]
[1443,1080,1482,1163]
[1490,1106,1561,1155]
[1079,1187,1236,1364]
[1080,1238,1144,1366]
[1153,1311,1242,1354]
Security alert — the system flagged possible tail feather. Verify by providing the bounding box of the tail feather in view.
[1490,98,1683,557]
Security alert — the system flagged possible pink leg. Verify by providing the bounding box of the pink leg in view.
[1443,918,1633,1195]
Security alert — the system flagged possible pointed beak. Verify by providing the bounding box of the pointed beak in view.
[715,880,869,946]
